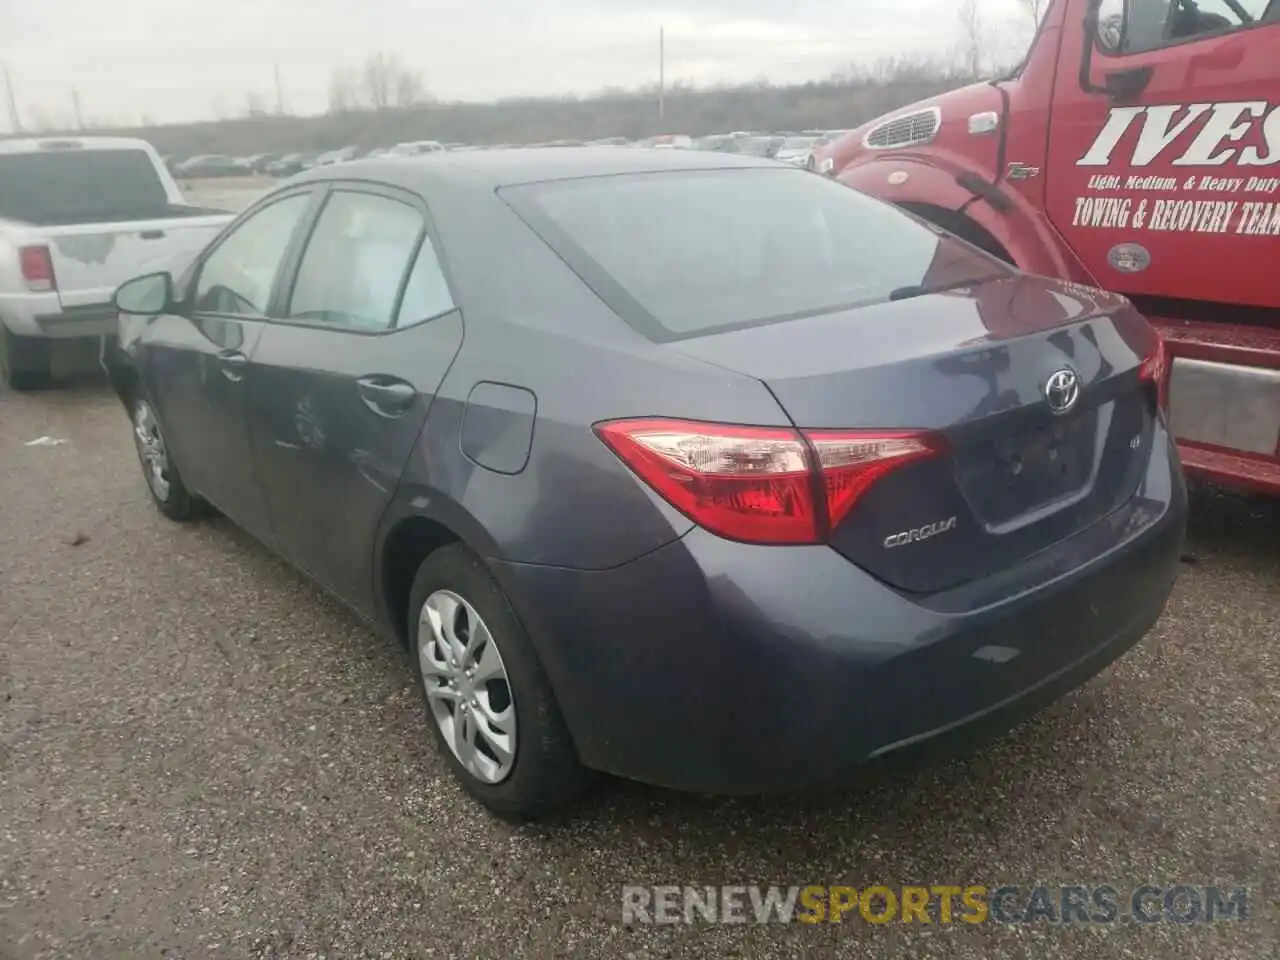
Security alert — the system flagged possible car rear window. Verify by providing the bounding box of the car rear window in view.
[0,148,170,226]
[501,168,1009,341]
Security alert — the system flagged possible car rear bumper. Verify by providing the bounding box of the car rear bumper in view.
[491,422,1187,795]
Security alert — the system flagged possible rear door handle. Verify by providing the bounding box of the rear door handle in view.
[217,350,247,382]
[139,229,166,240]
[357,376,417,416]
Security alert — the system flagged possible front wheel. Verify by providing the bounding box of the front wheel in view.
[409,544,588,821]
[131,397,206,522]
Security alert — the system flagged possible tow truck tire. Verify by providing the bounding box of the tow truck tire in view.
[1,329,53,391]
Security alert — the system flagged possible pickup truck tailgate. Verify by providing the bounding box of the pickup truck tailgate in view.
[45,215,228,309]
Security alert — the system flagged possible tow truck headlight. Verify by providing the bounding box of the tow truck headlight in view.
[818,157,835,175]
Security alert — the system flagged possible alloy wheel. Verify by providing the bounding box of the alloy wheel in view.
[418,589,518,784]
[132,400,172,501]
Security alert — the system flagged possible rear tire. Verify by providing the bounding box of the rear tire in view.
[130,396,207,522]
[408,543,588,821]
[2,329,53,391]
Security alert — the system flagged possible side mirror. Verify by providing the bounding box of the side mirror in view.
[1104,65,1154,100]
[113,271,175,316]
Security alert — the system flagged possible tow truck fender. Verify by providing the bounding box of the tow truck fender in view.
[837,157,1098,285]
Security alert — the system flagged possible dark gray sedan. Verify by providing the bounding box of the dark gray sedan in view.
[107,149,1186,820]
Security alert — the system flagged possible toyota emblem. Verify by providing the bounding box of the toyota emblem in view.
[1044,368,1081,415]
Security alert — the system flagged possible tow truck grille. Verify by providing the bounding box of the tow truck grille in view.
[864,109,940,149]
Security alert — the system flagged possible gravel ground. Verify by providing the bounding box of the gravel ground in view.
[1,381,1277,960]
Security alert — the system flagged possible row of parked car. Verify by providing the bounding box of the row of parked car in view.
[166,140,451,179]
[163,129,851,180]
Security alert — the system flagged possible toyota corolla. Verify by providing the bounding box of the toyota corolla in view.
[106,148,1187,820]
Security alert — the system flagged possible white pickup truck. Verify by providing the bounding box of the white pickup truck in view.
[0,137,234,389]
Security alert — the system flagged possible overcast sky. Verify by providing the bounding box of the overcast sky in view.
[1,0,1033,129]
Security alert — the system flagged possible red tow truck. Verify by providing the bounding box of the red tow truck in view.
[818,0,1280,495]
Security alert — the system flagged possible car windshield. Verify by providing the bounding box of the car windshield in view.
[502,168,1010,341]
[780,137,817,150]
[0,148,170,225]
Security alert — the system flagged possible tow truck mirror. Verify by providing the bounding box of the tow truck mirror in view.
[1080,0,1153,101]
[1080,0,1111,94]
[1104,65,1154,99]
[113,271,175,316]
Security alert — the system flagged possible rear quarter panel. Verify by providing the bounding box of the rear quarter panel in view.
[391,180,791,570]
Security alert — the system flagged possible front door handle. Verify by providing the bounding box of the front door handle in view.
[357,376,417,416]
[217,350,247,382]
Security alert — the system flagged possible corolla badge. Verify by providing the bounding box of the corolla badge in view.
[1107,243,1151,273]
[884,515,957,549]
[1044,367,1081,415]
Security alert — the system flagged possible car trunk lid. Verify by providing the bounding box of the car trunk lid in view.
[671,275,1159,593]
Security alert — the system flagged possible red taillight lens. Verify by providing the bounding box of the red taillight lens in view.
[1138,332,1168,411]
[594,418,944,545]
[807,430,946,530]
[19,245,56,292]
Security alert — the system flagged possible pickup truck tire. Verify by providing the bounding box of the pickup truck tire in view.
[131,396,207,522]
[1,329,53,391]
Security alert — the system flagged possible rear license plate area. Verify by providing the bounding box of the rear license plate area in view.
[955,411,1098,526]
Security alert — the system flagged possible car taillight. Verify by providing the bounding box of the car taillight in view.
[1138,332,1168,411]
[19,245,56,292]
[594,418,945,545]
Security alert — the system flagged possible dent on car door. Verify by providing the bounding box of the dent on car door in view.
[246,185,464,613]
[141,190,317,540]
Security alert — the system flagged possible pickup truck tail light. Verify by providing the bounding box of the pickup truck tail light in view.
[19,245,56,292]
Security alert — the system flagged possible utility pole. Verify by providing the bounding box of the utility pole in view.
[71,88,84,129]
[274,63,284,114]
[658,26,665,126]
[2,62,22,133]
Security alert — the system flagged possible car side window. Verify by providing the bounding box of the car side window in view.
[193,193,311,316]
[287,190,424,331]
[396,233,456,328]
[1103,0,1271,54]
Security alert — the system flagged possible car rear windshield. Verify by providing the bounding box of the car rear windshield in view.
[501,168,1010,341]
[0,149,170,226]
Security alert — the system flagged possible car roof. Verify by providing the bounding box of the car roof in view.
[292,146,780,192]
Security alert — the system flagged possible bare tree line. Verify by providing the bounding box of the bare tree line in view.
[328,52,429,114]
[1019,0,1051,29]
[954,0,1046,80]
[69,58,972,159]
[7,6,1041,140]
